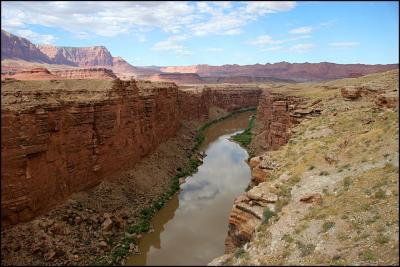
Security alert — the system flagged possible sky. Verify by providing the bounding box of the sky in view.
[1,1,399,66]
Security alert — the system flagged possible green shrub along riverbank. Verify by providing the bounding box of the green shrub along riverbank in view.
[231,114,255,148]
[96,107,256,265]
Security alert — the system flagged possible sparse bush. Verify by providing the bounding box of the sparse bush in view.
[296,241,315,257]
[319,171,330,176]
[234,247,246,258]
[262,207,276,224]
[343,176,352,188]
[374,189,386,199]
[375,234,389,244]
[282,234,294,243]
[308,165,315,170]
[359,249,376,262]
[321,221,335,232]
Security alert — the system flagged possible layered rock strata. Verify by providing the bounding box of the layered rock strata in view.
[1,79,261,226]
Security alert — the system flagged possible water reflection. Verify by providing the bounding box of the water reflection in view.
[126,111,253,266]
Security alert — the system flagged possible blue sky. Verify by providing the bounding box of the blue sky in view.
[1,1,399,66]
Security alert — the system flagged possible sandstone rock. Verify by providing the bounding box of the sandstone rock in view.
[375,92,399,108]
[225,206,261,253]
[251,168,270,185]
[300,193,322,204]
[101,218,113,232]
[99,241,108,249]
[258,159,279,170]
[234,195,250,204]
[324,153,338,164]
[249,156,262,168]
[341,86,361,100]
[44,249,56,261]
[114,215,125,228]
[235,203,264,220]
[74,216,82,225]
[247,182,278,204]
[51,223,67,235]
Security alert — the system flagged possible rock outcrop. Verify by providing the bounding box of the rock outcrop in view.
[341,86,362,100]
[375,92,399,108]
[52,68,117,80]
[1,67,118,81]
[1,80,261,226]
[1,67,58,80]
[37,45,113,67]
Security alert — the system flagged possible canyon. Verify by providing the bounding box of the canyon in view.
[1,28,398,267]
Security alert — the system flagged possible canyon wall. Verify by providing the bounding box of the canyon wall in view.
[225,91,323,252]
[1,80,261,227]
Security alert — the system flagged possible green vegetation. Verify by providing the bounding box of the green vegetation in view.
[321,221,335,232]
[234,247,246,258]
[296,241,316,257]
[262,207,276,224]
[359,249,376,262]
[231,114,256,148]
[375,234,389,244]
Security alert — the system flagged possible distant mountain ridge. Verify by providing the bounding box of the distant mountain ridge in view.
[160,62,399,82]
[1,29,398,82]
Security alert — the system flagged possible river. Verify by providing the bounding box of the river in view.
[126,111,253,266]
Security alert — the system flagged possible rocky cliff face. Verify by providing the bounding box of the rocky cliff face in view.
[2,67,118,80]
[251,92,323,155]
[37,45,113,67]
[52,68,118,80]
[1,80,261,226]
[1,30,53,63]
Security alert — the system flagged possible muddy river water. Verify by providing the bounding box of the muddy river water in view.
[126,111,254,266]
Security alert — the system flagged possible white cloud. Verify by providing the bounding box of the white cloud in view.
[206,48,224,52]
[15,29,57,44]
[329,42,359,47]
[1,1,298,57]
[289,43,315,53]
[213,1,232,9]
[261,46,285,52]
[152,35,192,55]
[1,1,197,37]
[248,35,284,45]
[245,1,297,15]
[289,26,313,34]
[248,34,311,46]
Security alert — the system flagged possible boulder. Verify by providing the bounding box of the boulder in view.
[251,167,270,185]
[300,193,322,204]
[249,156,263,168]
[341,86,361,100]
[246,182,278,204]
[101,218,113,232]
[375,92,399,108]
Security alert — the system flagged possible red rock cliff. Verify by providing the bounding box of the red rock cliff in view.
[1,80,261,226]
